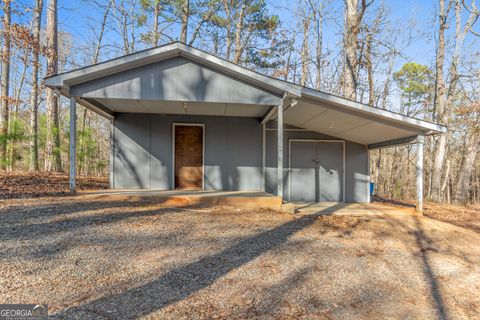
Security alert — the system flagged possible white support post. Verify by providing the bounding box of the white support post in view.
[109,118,114,189]
[69,97,77,194]
[262,122,266,192]
[277,105,283,199]
[367,148,371,203]
[416,135,424,213]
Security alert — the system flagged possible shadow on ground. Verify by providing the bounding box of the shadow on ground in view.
[44,202,464,320]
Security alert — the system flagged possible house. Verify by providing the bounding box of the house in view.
[44,42,446,211]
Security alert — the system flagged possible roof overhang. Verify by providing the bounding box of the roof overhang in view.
[281,89,446,146]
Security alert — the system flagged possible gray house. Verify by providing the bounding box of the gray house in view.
[45,42,445,210]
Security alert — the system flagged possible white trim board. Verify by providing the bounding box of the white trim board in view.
[172,123,206,190]
[288,139,346,203]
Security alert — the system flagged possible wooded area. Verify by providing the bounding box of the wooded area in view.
[0,0,478,204]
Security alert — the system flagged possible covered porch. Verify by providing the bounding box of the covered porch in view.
[78,189,283,210]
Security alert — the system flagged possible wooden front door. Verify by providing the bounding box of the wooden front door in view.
[174,125,203,189]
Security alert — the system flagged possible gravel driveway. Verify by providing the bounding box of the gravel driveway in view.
[1,197,479,319]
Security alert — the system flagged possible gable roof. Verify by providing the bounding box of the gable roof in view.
[45,41,446,144]
[45,42,302,97]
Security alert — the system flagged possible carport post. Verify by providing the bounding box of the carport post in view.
[416,135,424,213]
[277,104,283,199]
[69,97,77,194]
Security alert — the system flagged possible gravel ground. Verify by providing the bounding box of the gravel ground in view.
[1,197,479,319]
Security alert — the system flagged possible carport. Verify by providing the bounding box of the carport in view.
[44,42,446,212]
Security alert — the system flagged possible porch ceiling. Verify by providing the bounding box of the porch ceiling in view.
[282,94,445,146]
[92,98,270,118]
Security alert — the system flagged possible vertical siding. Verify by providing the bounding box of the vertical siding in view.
[113,114,263,191]
[113,114,151,189]
[264,124,369,203]
[71,57,282,105]
[112,114,369,202]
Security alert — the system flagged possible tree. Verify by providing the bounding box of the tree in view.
[393,62,432,117]
[112,0,140,54]
[29,0,43,171]
[138,0,174,47]
[430,0,478,201]
[232,2,246,63]
[300,7,311,87]
[308,0,325,91]
[187,0,222,46]
[0,0,11,169]
[180,0,189,42]
[45,0,62,172]
[452,102,480,204]
[208,0,280,67]
[343,0,373,100]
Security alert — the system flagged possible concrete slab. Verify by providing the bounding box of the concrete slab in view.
[294,202,416,216]
[77,189,283,210]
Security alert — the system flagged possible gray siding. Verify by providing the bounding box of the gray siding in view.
[113,114,263,191]
[264,123,369,203]
[113,114,369,202]
[71,56,282,105]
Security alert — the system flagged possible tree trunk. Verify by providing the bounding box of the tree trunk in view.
[224,1,232,60]
[430,0,449,201]
[343,0,369,101]
[9,52,27,171]
[300,14,310,87]
[45,0,62,172]
[152,0,160,46]
[381,57,394,109]
[180,0,189,43]
[375,149,381,194]
[453,132,479,205]
[310,0,323,91]
[476,170,479,203]
[233,4,246,64]
[0,0,11,169]
[29,0,43,172]
[430,0,477,202]
[284,34,295,81]
[344,0,358,100]
[390,148,401,198]
[365,33,374,105]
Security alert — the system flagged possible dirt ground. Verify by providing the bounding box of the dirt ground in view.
[373,196,480,233]
[1,195,479,319]
[0,171,108,199]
